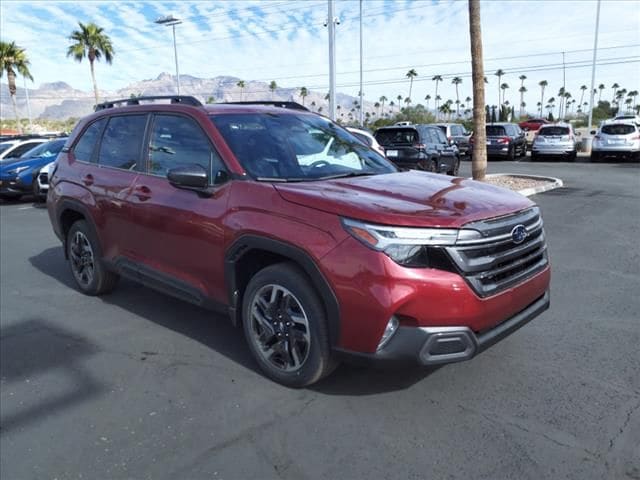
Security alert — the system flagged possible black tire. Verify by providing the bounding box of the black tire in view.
[242,263,336,387]
[590,151,599,162]
[568,151,577,162]
[507,145,516,161]
[448,156,460,176]
[427,158,438,172]
[66,220,119,295]
[32,179,45,203]
[531,152,538,162]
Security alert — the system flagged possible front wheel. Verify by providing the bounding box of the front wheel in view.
[448,156,460,176]
[32,179,45,202]
[242,263,336,387]
[66,220,119,295]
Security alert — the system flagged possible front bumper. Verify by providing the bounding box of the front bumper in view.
[0,178,28,194]
[486,144,511,157]
[336,290,550,366]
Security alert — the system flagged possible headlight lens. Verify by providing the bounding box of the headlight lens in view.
[7,166,29,176]
[342,218,478,267]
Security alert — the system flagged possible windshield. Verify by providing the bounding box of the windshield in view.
[210,113,396,181]
[20,139,66,159]
[486,126,507,136]
[539,126,570,136]
[601,124,635,135]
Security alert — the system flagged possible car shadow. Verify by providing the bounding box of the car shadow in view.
[29,247,439,395]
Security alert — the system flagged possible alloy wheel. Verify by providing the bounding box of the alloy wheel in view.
[69,231,95,287]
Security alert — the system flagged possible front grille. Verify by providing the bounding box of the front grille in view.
[446,207,548,297]
[39,173,48,185]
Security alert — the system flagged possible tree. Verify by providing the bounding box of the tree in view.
[538,80,548,117]
[500,83,509,108]
[424,94,431,111]
[67,22,114,106]
[611,83,620,105]
[236,80,246,101]
[518,75,527,117]
[405,69,417,103]
[628,90,639,110]
[379,96,387,114]
[299,86,308,106]
[469,0,487,180]
[557,87,566,119]
[206,96,215,104]
[579,85,587,113]
[548,97,556,118]
[452,77,462,116]
[464,96,472,111]
[310,100,316,112]
[389,100,395,113]
[494,69,504,106]
[432,75,443,118]
[0,41,33,133]
[374,101,381,116]
[269,80,277,99]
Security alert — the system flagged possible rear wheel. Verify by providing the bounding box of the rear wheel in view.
[66,220,119,295]
[568,151,577,162]
[507,146,516,161]
[590,151,600,162]
[531,152,538,162]
[242,263,336,387]
[448,156,460,176]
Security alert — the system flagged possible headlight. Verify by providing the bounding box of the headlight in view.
[341,218,475,267]
[7,166,29,176]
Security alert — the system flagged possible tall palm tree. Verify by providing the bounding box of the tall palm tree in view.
[464,96,472,110]
[424,94,431,111]
[598,83,605,103]
[236,80,246,101]
[518,86,527,118]
[469,0,487,180]
[406,69,418,102]
[500,83,509,107]
[299,86,308,106]
[432,75,443,118]
[389,100,395,113]
[494,69,504,106]
[579,85,587,112]
[611,83,620,105]
[397,94,403,110]
[269,80,277,99]
[67,22,114,106]
[628,90,639,110]
[451,77,462,116]
[547,97,556,118]
[379,95,387,114]
[564,92,572,117]
[557,87,566,119]
[374,102,381,116]
[0,41,33,133]
[538,80,548,117]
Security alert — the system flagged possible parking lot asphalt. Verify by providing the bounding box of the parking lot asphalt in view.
[1,158,639,480]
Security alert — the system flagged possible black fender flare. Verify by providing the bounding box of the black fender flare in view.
[225,235,341,346]
[56,198,103,259]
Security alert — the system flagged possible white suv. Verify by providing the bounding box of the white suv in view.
[591,122,640,161]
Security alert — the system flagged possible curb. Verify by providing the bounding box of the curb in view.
[484,173,564,197]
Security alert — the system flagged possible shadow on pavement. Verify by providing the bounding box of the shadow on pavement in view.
[29,247,437,395]
[0,319,106,434]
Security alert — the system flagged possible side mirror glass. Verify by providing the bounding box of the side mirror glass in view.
[168,164,209,191]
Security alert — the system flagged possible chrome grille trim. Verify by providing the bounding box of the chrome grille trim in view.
[448,207,549,297]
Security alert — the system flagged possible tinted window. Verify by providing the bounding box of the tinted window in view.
[74,119,106,163]
[148,115,223,178]
[98,116,146,170]
[436,125,447,134]
[374,128,418,146]
[601,124,635,135]
[20,139,67,159]
[486,126,506,136]
[212,113,395,180]
[451,125,462,135]
[434,128,448,143]
[539,126,570,136]
[350,131,373,147]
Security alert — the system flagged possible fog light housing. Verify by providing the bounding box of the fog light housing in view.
[377,316,399,351]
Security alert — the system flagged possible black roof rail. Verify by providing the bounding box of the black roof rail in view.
[222,101,309,111]
[95,95,203,111]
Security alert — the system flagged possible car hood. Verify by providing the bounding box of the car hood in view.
[0,156,53,172]
[274,171,534,228]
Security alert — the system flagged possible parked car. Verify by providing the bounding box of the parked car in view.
[612,114,640,126]
[345,127,386,156]
[47,96,550,387]
[0,137,49,162]
[433,123,471,156]
[531,123,577,161]
[35,160,57,202]
[591,121,640,161]
[374,124,460,175]
[0,138,67,200]
[518,118,550,131]
[470,123,527,160]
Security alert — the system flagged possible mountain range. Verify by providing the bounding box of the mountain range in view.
[0,73,378,121]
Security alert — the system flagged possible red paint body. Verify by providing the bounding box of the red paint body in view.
[48,103,550,356]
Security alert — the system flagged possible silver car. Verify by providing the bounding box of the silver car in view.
[591,122,640,161]
[531,124,577,161]
[433,123,471,156]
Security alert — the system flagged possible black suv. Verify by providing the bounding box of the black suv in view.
[479,123,527,160]
[374,124,460,175]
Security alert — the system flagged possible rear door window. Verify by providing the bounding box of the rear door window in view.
[98,115,147,170]
[73,119,106,163]
[601,124,635,135]
[374,128,418,146]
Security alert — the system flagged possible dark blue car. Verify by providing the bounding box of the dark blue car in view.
[0,138,67,200]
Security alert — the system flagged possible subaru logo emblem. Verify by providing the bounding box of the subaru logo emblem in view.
[511,224,528,244]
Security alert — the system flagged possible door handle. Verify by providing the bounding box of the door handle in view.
[82,174,94,186]
[133,185,151,201]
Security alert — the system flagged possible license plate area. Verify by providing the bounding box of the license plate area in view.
[386,150,398,157]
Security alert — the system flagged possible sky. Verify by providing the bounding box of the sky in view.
[1,0,639,110]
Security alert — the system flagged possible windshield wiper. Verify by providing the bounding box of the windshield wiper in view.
[316,171,378,180]
[255,177,308,182]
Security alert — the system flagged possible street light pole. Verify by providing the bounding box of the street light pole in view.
[327,0,337,121]
[155,15,183,95]
[588,0,601,130]
[359,0,364,127]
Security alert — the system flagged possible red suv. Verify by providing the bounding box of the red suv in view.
[47,96,550,387]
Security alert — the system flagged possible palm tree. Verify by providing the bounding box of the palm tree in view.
[451,77,462,116]
[538,80,548,117]
[597,83,605,103]
[628,90,639,110]
[310,100,316,112]
[548,97,556,118]
[464,96,472,110]
[405,69,418,103]
[397,94,403,110]
[374,102,381,116]
[468,0,487,180]
[432,75,443,118]
[0,41,33,133]
[236,80,246,101]
[379,96,387,114]
[557,87,566,119]
[494,69,504,105]
[389,100,395,113]
[579,85,587,112]
[269,80,277,99]
[518,75,527,117]
[67,22,114,106]
[299,86,308,106]
[500,83,509,107]
[564,92,572,117]
[611,83,620,105]
[404,97,411,107]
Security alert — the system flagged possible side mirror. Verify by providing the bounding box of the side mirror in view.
[168,164,210,195]
[590,130,596,135]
